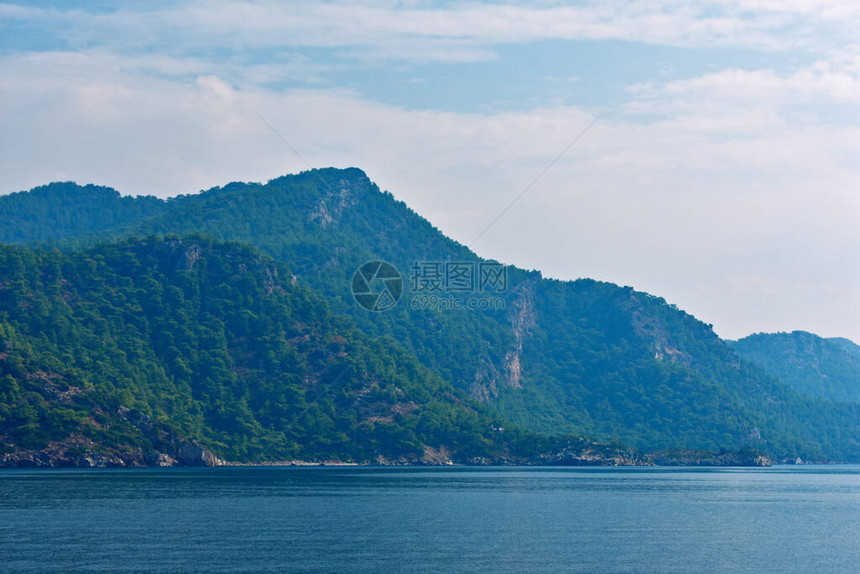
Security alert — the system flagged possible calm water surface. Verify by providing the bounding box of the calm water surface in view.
[1,465,858,573]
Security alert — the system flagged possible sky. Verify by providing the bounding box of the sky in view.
[1,0,858,341]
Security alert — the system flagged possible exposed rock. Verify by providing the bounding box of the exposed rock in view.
[176,442,224,467]
[624,289,693,367]
[79,453,127,468]
[531,438,647,466]
[470,358,500,402]
[309,201,333,226]
[183,243,202,270]
[420,445,453,465]
[504,351,523,389]
[504,281,536,389]
[309,178,355,228]
[0,435,137,468]
[144,451,178,467]
[647,448,772,467]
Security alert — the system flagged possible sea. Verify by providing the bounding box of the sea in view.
[1,465,858,573]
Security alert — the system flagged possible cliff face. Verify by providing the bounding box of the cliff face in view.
[504,281,536,390]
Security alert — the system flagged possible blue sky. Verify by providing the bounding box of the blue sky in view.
[1,0,858,340]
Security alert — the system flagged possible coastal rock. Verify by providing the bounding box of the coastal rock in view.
[530,438,647,466]
[647,448,772,467]
[79,453,126,468]
[176,442,224,467]
[0,434,225,468]
[144,451,178,467]
[420,445,453,465]
[0,434,136,468]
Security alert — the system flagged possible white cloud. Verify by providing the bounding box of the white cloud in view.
[631,64,860,105]
[0,46,857,340]
[1,1,858,340]
[2,1,857,62]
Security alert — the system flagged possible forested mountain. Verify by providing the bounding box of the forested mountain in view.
[1,169,858,462]
[0,182,166,244]
[731,332,860,403]
[830,337,860,365]
[0,237,518,465]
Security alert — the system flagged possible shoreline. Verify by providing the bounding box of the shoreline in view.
[2,462,849,471]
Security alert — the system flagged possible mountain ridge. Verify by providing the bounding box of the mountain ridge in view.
[1,169,858,462]
[730,331,860,403]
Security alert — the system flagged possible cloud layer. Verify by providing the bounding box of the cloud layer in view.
[3,1,857,58]
[1,1,858,340]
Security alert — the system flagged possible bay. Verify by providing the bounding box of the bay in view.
[1,465,858,573]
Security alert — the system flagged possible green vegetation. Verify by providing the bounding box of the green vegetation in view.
[493,279,860,459]
[731,332,860,403]
[0,182,166,245]
[0,237,503,463]
[1,168,858,462]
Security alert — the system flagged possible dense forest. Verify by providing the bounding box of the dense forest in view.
[731,332,860,403]
[1,169,858,463]
[0,182,167,245]
[0,237,510,464]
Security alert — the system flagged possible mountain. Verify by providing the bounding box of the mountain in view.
[0,182,166,245]
[1,169,858,462]
[0,236,511,466]
[829,337,860,365]
[730,332,860,403]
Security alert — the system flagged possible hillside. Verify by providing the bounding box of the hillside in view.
[731,332,860,403]
[0,237,511,466]
[0,182,167,244]
[829,337,860,365]
[2,169,858,461]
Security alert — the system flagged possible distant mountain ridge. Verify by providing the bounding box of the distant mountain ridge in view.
[1,169,858,462]
[730,332,860,403]
[0,182,166,244]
